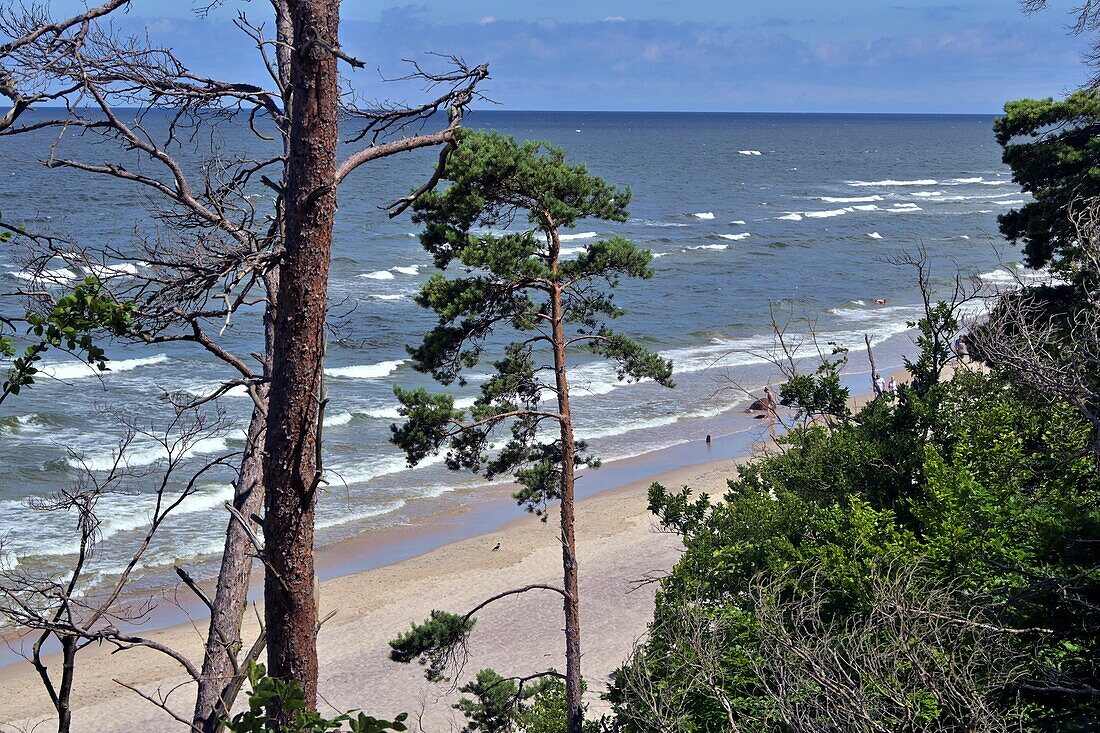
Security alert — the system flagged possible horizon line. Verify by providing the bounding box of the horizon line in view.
[22,105,1004,116]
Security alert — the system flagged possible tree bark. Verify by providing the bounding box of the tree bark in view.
[56,637,76,733]
[864,333,879,391]
[192,387,269,731]
[549,230,584,733]
[261,0,340,717]
[194,1,292,724]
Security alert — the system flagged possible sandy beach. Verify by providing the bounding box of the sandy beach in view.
[0,359,920,733]
[0,451,750,732]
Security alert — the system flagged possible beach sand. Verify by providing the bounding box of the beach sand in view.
[0,456,746,732]
[0,360,933,732]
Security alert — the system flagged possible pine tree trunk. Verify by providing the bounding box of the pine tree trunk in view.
[550,232,584,733]
[262,0,340,717]
[192,386,268,732]
[195,3,292,725]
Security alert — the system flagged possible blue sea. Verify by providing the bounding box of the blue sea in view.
[0,111,1032,592]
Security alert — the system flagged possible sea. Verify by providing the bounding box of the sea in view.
[0,111,1039,597]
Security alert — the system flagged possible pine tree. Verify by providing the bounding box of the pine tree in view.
[389,130,673,733]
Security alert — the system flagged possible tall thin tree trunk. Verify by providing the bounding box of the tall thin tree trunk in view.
[261,0,339,716]
[194,2,292,724]
[550,231,584,733]
[56,637,76,733]
[192,387,269,731]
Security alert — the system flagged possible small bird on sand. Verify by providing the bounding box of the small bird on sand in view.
[492,542,501,551]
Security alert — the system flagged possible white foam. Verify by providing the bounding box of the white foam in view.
[10,267,79,284]
[959,235,971,240]
[994,199,1026,206]
[885,203,922,212]
[718,233,751,241]
[81,263,140,279]
[68,435,230,472]
[325,359,405,380]
[369,293,409,302]
[686,244,729,251]
[361,270,395,280]
[558,246,588,258]
[316,499,408,530]
[38,354,168,382]
[938,192,1021,202]
[777,213,803,221]
[867,232,883,240]
[323,411,353,428]
[391,265,420,276]
[179,380,251,400]
[910,191,945,198]
[692,212,715,220]
[327,450,447,487]
[943,177,1014,186]
[828,304,922,323]
[738,150,763,156]
[363,405,403,420]
[559,231,598,241]
[729,220,746,225]
[819,195,883,203]
[805,208,851,218]
[848,179,938,187]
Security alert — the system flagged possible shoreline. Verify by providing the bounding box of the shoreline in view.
[0,355,914,730]
[0,354,905,667]
[0,453,748,731]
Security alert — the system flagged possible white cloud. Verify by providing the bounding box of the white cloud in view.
[603,16,627,22]
[478,16,496,25]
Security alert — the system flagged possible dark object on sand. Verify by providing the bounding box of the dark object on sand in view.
[705,434,712,444]
[492,542,501,551]
[746,386,778,414]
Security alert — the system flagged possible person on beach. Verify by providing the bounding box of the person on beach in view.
[746,386,778,414]
[888,376,898,397]
[874,373,886,398]
[954,335,969,362]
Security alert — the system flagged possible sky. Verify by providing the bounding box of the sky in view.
[45,0,1097,113]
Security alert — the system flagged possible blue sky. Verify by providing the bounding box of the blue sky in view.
[51,1,1093,112]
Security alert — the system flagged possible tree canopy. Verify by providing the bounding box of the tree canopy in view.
[392,129,673,514]
[995,90,1100,275]
[610,326,1100,731]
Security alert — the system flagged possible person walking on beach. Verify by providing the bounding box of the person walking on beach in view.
[888,376,898,397]
[874,373,886,398]
[954,335,969,362]
[764,386,777,409]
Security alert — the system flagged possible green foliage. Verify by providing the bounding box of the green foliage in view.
[994,89,1100,274]
[777,346,850,423]
[393,130,673,518]
[452,669,561,732]
[612,353,1100,731]
[902,300,958,396]
[388,610,475,682]
[225,662,408,733]
[452,670,600,733]
[1,276,136,402]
